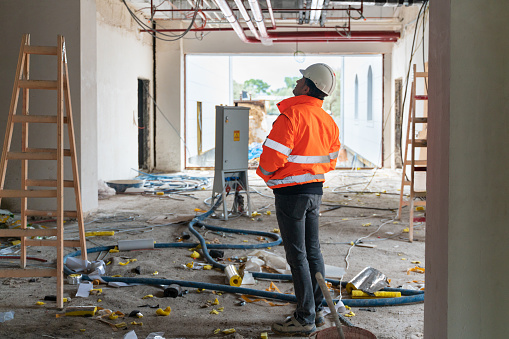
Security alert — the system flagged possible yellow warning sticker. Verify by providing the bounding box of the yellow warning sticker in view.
[234,130,240,141]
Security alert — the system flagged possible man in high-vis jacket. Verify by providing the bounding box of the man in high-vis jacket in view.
[256,63,340,336]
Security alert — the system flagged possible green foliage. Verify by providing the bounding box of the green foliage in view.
[233,79,271,100]
[244,79,271,94]
[233,71,340,118]
[233,80,243,100]
[283,76,300,90]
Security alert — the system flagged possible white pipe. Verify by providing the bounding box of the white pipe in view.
[202,0,222,21]
[266,0,276,28]
[310,0,318,22]
[311,0,325,23]
[247,0,272,45]
[213,0,249,43]
[233,0,261,40]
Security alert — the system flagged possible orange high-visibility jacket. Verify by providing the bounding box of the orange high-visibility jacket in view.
[256,95,340,189]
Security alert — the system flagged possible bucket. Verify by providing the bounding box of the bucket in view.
[106,180,144,193]
[313,326,377,339]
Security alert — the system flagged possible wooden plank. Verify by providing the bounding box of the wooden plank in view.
[12,115,68,124]
[7,151,57,160]
[355,243,377,248]
[25,148,71,156]
[0,34,28,201]
[407,139,427,146]
[21,42,30,269]
[56,35,65,310]
[404,160,427,166]
[413,117,428,123]
[414,139,427,147]
[0,189,57,198]
[63,48,87,262]
[415,72,428,78]
[0,228,57,237]
[0,268,57,278]
[18,80,57,90]
[26,179,75,188]
[24,45,57,55]
[25,240,81,247]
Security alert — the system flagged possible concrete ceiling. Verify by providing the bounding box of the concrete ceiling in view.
[123,0,425,43]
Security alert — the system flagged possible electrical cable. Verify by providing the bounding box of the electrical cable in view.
[398,0,429,167]
[142,82,193,157]
[62,196,424,307]
[122,0,204,42]
[422,1,429,92]
[321,204,396,212]
[344,218,395,269]
[337,1,429,196]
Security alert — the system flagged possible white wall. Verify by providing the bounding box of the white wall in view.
[426,1,509,338]
[185,55,231,166]
[390,6,429,168]
[96,0,153,182]
[342,56,384,167]
[0,0,97,212]
[155,22,185,172]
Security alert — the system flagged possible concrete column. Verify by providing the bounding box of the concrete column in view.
[426,1,509,337]
[155,26,184,172]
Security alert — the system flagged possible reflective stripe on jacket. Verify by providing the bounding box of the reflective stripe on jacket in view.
[256,95,340,189]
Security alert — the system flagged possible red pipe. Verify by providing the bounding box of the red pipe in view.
[266,0,276,29]
[268,30,400,40]
[144,28,399,42]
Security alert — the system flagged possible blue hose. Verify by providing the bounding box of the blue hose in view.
[63,197,424,307]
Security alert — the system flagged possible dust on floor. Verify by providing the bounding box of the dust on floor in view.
[0,169,425,339]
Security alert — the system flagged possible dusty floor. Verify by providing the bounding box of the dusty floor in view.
[0,169,425,339]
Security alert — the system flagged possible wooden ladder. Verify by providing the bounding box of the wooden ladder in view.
[397,64,428,242]
[0,34,87,308]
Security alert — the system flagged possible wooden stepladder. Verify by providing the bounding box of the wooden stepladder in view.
[0,34,87,308]
[397,64,428,242]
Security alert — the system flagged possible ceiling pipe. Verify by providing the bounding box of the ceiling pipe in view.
[267,30,400,41]
[298,0,305,24]
[233,0,261,40]
[305,0,312,23]
[203,0,223,21]
[212,0,250,43]
[266,0,276,28]
[310,0,324,24]
[320,0,330,27]
[147,27,400,43]
[248,0,272,45]
[187,0,208,22]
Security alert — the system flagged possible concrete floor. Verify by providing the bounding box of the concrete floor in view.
[0,169,425,339]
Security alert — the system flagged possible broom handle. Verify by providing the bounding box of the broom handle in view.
[316,272,346,339]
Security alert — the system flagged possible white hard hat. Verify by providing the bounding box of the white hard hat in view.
[299,63,336,96]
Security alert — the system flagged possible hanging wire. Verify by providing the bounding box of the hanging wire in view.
[122,0,204,42]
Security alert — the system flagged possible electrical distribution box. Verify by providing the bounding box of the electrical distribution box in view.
[214,106,250,172]
[212,106,251,220]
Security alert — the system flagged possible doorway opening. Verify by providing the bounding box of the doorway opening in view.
[138,79,150,170]
[184,55,383,169]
